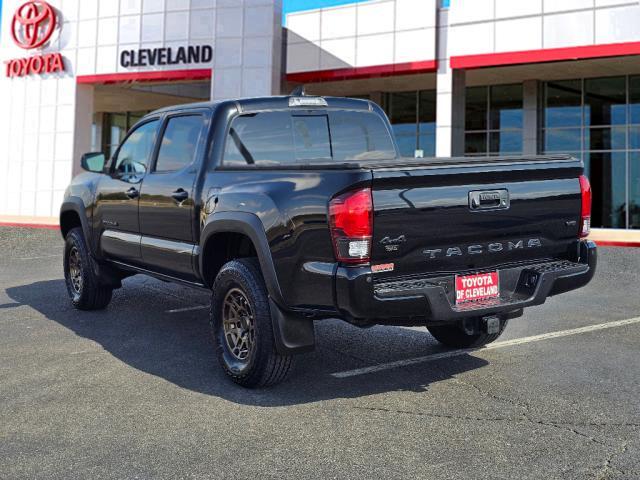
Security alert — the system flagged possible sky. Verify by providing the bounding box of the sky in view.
[284,0,450,13]
[283,0,371,15]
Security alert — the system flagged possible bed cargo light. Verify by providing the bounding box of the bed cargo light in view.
[289,97,328,107]
[329,188,373,264]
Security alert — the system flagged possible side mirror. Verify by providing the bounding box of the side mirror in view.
[80,152,106,173]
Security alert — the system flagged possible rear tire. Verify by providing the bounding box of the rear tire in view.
[63,227,113,310]
[427,318,508,348]
[210,258,292,388]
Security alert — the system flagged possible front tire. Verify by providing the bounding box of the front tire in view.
[63,227,113,310]
[210,258,292,388]
[427,318,508,349]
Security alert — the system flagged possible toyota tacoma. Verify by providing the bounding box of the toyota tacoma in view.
[60,95,597,387]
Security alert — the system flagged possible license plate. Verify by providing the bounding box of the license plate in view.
[455,271,499,304]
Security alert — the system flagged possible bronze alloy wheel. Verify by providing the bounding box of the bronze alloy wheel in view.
[222,287,256,362]
[211,258,293,387]
[68,246,83,294]
[63,227,113,311]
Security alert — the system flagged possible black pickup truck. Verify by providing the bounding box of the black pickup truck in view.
[60,95,597,387]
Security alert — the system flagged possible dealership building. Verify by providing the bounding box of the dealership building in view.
[1,0,640,238]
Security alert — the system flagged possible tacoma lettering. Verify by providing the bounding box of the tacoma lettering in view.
[423,239,543,260]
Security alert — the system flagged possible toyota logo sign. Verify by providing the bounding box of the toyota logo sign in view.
[4,1,65,78]
[11,1,58,50]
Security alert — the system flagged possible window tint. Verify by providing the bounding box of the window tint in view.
[292,116,331,160]
[224,112,294,166]
[155,115,204,172]
[223,110,396,166]
[114,120,159,176]
[329,110,396,161]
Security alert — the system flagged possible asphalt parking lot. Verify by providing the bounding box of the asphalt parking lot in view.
[1,227,639,480]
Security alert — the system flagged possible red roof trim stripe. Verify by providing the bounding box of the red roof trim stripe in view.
[286,60,437,83]
[76,69,212,84]
[450,42,640,70]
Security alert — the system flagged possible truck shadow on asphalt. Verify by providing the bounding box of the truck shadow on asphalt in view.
[6,279,489,406]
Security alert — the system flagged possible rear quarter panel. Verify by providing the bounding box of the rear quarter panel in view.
[203,169,371,310]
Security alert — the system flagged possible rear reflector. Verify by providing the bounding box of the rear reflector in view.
[329,188,373,264]
[579,175,592,238]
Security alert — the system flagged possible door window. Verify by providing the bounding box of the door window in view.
[155,115,204,172]
[113,120,159,176]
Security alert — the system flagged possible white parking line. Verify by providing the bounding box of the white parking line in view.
[18,254,61,260]
[331,316,640,379]
[166,305,209,313]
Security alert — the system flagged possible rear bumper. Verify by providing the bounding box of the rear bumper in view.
[335,240,597,324]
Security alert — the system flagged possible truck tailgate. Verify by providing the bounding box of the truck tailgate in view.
[369,155,584,279]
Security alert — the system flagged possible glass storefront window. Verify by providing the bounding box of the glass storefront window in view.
[465,132,486,155]
[465,86,488,131]
[545,80,582,128]
[545,128,582,152]
[382,90,436,157]
[584,77,627,126]
[542,75,640,229]
[630,77,640,125]
[418,90,436,155]
[465,84,523,156]
[586,127,626,151]
[629,126,640,150]
[108,113,128,159]
[386,92,416,125]
[418,134,436,157]
[385,92,417,157]
[490,84,523,130]
[589,152,627,229]
[490,130,522,155]
[630,153,640,229]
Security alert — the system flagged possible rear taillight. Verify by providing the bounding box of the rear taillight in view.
[329,188,373,264]
[579,175,592,238]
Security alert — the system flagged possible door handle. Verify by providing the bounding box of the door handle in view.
[171,188,189,203]
[126,187,139,199]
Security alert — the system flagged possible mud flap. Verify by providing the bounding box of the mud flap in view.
[92,260,123,289]
[269,298,315,355]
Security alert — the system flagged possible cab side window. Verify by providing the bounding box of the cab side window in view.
[155,115,204,172]
[113,120,159,176]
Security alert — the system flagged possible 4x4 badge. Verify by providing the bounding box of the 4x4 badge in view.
[380,235,406,252]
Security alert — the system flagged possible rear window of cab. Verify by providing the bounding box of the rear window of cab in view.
[222,110,397,166]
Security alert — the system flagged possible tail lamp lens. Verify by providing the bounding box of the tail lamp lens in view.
[579,175,592,238]
[329,188,373,264]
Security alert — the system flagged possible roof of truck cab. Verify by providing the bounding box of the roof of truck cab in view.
[147,95,373,116]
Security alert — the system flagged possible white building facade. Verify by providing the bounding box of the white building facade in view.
[0,0,282,220]
[1,0,640,232]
